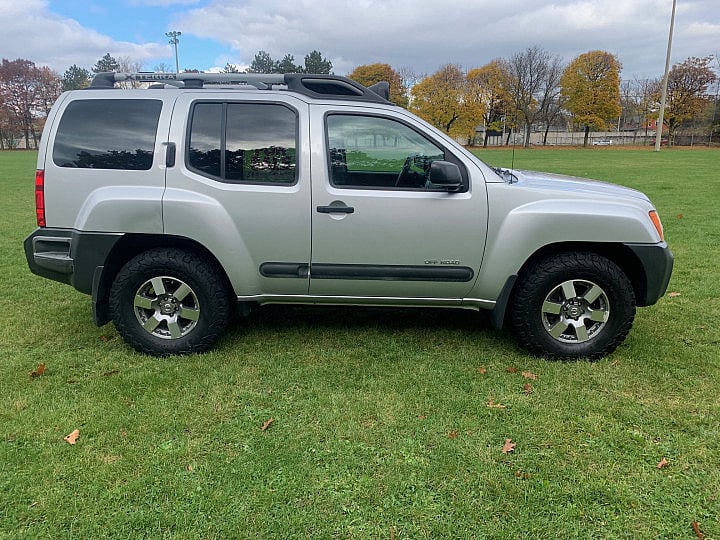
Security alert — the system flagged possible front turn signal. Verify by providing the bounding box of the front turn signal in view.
[649,210,664,241]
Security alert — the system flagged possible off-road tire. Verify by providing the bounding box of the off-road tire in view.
[510,252,636,360]
[109,248,231,356]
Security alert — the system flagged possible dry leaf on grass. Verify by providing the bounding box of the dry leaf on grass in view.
[522,371,537,380]
[506,367,519,373]
[64,429,80,445]
[477,367,487,374]
[30,363,46,378]
[502,438,516,453]
[691,520,704,539]
[260,418,274,432]
[676,214,683,219]
[448,430,459,439]
[656,457,669,469]
[668,291,681,297]
[523,383,533,394]
[487,400,506,409]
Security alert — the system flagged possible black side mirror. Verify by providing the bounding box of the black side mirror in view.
[428,160,463,191]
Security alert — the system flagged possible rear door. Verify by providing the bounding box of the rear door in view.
[164,92,311,297]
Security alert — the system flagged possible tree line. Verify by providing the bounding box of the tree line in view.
[390,48,717,148]
[1,48,718,150]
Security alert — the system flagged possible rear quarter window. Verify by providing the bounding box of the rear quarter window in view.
[52,99,162,170]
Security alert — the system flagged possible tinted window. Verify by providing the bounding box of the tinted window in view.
[326,115,444,190]
[53,99,162,170]
[188,102,297,184]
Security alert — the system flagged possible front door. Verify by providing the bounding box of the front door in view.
[309,110,488,300]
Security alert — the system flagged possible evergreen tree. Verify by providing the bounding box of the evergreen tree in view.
[248,51,277,74]
[276,54,301,74]
[62,64,91,91]
[92,53,120,73]
[303,51,332,74]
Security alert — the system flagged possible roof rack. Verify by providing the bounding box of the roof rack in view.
[88,72,392,104]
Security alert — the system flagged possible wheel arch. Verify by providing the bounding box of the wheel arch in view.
[92,234,234,326]
[493,241,647,330]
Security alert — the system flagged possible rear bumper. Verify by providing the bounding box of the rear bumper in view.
[24,228,123,295]
[624,242,674,306]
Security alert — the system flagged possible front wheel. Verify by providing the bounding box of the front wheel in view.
[510,252,636,360]
[109,248,231,356]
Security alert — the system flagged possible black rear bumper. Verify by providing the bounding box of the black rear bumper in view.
[24,228,123,295]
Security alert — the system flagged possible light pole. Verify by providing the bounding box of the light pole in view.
[654,0,676,152]
[166,31,182,73]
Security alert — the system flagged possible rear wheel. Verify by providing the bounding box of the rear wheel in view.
[510,252,636,360]
[110,248,231,356]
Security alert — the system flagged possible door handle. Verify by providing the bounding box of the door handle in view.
[317,202,354,214]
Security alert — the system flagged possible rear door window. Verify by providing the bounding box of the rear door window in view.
[187,102,297,185]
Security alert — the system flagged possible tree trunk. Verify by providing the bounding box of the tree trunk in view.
[483,131,489,148]
[543,125,551,145]
[505,128,512,146]
[524,123,531,148]
[583,125,590,147]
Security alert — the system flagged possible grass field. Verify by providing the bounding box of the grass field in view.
[1,148,719,538]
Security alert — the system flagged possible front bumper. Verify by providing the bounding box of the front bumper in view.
[624,242,674,306]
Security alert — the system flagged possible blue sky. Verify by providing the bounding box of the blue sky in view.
[1,0,718,78]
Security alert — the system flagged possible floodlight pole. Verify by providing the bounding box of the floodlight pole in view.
[654,0,676,152]
[166,31,182,73]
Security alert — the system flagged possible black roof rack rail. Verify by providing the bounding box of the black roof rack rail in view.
[88,72,392,104]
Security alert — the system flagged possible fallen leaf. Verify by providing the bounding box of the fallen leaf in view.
[487,400,506,409]
[64,429,80,445]
[611,359,620,367]
[506,367,519,373]
[514,470,532,479]
[676,214,683,219]
[30,363,46,378]
[668,291,681,297]
[691,520,704,540]
[260,418,274,432]
[102,369,120,377]
[448,430,459,439]
[390,526,396,540]
[477,367,487,374]
[522,371,537,380]
[523,383,533,394]
[502,438,516,454]
[417,415,427,420]
[656,457,669,469]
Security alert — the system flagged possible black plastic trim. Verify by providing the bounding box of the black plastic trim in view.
[622,242,674,306]
[260,262,309,279]
[24,228,124,294]
[490,274,517,330]
[310,263,474,282]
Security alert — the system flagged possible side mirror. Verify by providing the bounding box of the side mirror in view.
[428,160,463,191]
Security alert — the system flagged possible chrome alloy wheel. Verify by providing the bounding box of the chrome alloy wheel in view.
[541,279,610,343]
[133,276,200,340]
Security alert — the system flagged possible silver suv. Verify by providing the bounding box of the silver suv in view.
[24,72,673,359]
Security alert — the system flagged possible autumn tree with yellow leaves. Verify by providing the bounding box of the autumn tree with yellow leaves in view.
[410,64,485,143]
[561,50,622,147]
[348,63,409,108]
[466,60,513,147]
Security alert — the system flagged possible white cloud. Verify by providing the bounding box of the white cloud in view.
[0,0,168,72]
[129,0,200,5]
[173,0,720,77]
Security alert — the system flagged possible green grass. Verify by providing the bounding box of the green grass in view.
[1,148,719,538]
